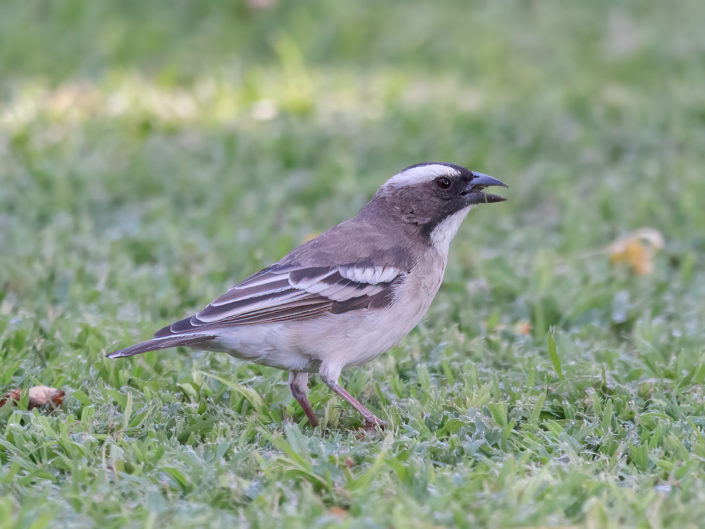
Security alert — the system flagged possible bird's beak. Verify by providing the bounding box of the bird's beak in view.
[462,172,508,204]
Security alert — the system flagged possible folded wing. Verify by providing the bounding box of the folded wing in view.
[154,263,403,337]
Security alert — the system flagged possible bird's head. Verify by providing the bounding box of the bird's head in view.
[363,162,508,252]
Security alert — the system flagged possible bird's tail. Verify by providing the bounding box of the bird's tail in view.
[106,334,215,359]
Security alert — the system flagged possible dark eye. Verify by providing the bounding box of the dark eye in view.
[435,177,451,190]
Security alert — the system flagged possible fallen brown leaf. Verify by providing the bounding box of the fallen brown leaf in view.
[329,507,348,518]
[0,385,65,409]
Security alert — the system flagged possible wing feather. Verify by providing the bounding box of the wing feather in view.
[153,263,404,337]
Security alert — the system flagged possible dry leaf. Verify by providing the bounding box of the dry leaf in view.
[0,385,65,409]
[0,389,21,408]
[517,320,532,335]
[329,507,348,518]
[609,228,664,275]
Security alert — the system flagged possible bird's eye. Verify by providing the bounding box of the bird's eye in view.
[435,177,451,190]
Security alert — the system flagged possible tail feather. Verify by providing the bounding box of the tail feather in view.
[107,334,215,359]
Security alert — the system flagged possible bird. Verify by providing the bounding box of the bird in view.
[108,162,507,429]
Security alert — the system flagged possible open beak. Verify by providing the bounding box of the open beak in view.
[462,172,508,204]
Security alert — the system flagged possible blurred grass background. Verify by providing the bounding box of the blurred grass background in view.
[2,1,705,527]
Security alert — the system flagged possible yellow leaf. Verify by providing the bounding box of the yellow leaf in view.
[609,228,664,275]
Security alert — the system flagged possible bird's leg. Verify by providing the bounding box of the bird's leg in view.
[288,372,318,427]
[321,375,387,429]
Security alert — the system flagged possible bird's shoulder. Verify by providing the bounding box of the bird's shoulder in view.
[279,217,417,272]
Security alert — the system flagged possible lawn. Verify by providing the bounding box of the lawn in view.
[2,1,705,527]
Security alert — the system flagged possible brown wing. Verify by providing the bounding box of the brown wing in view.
[153,263,403,337]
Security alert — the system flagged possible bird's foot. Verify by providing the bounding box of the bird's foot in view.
[363,415,387,432]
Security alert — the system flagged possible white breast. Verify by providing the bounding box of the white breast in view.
[430,206,472,260]
[289,249,447,373]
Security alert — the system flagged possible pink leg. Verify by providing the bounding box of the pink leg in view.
[289,372,319,427]
[322,377,387,429]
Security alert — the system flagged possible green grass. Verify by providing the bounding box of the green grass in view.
[2,0,705,527]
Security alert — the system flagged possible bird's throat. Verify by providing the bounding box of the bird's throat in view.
[429,206,472,256]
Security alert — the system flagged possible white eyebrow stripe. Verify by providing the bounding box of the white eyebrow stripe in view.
[382,164,461,188]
